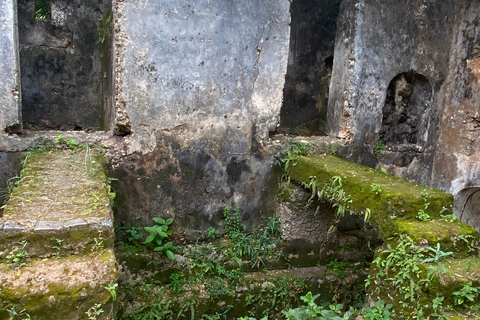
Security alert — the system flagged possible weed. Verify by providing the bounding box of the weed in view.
[118,220,144,244]
[364,300,393,320]
[105,283,118,301]
[85,303,104,320]
[52,238,67,257]
[144,217,177,260]
[6,306,31,320]
[422,243,453,278]
[65,138,79,149]
[374,141,386,156]
[371,183,385,195]
[35,0,50,20]
[168,272,186,294]
[454,234,479,253]
[284,291,350,320]
[330,144,339,156]
[6,240,29,268]
[91,231,105,252]
[224,204,244,238]
[207,226,221,240]
[453,282,480,306]
[326,259,348,278]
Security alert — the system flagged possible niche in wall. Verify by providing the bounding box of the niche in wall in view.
[17,0,113,131]
[380,70,433,146]
[454,187,480,233]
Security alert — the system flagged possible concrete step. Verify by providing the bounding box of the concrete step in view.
[0,148,117,319]
[0,149,114,260]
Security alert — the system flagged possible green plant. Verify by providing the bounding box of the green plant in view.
[168,272,186,294]
[91,231,105,252]
[364,300,393,320]
[118,220,144,244]
[284,291,350,320]
[330,144,339,156]
[65,138,79,149]
[264,217,281,239]
[35,0,50,20]
[6,240,29,268]
[6,306,31,320]
[431,297,446,319]
[1,174,21,208]
[326,259,349,278]
[52,238,67,257]
[207,226,221,240]
[374,141,386,156]
[224,205,243,238]
[85,303,104,320]
[454,234,479,253]
[453,282,480,306]
[97,13,112,45]
[105,283,118,301]
[318,176,352,221]
[144,217,177,260]
[371,183,385,195]
[421,243,453,278]
[417,189,431,221]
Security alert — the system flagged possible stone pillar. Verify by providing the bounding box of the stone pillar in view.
[0,0,21,133]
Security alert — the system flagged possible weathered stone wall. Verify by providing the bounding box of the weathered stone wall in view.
[327,0,455,184]
[18,0,112,130]
[279,0,340,135]
[0,0,22,133]
[110,0,291,232]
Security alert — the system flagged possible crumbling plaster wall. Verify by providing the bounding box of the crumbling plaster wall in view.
[432,1,480,197]
[327,0,455,184]
[110,0,291,232]
[0,0,22,133]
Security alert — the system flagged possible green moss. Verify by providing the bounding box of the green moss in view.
[288,155,453,239]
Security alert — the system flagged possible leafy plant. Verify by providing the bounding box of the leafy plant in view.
[168,272,186,294]
[105,283,118,301]
[224,205,243,238]
[326,259,349,278]
[284,291,350,320]
[364,300,393,320]
[207,226,221,240]
[85,303,104,320]
[6,240,29,268]
[453,282,480,306]
[144,217,177,260]
[118,220,144,244]
[421,243,453,278]
[6,306,31,320]
[35,0,51,20]
[371,183,385,195]
[52,238,67,257]
[374,141,386,156]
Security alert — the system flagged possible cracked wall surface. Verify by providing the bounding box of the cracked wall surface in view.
[111,0,291,231]
[0,0,21,132]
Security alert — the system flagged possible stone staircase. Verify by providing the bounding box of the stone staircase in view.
[0,148,117,319]
[289,155,480,319]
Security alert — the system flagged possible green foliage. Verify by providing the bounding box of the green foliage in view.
[453,234,479,253]
[118,220,144,244]
[364,300,393,320]
[6,240,29,268]
[168,272,186,294]
[85,303,104,320]
[224,205,244,238]
[318,176,352,222]
[326,259,349,278]
[105,283,118,301]
[374,141,386,156]
[417,188,431,222]
[144,217,177,260]
[275,140,311,184]
[371,183,385,195]
[421,243,453,278]
[6,306,31,320]
[330,144,339,156]
[1,174,21,209]
[207,226,221,240]
[284,292,351,320]
[52,238,67,257]
[97,13,112,45]
[35,0,50,20]
[453,282,480,306]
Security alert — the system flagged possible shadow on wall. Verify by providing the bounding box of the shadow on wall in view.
[454,187,480,233]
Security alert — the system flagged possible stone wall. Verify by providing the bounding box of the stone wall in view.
[18,0,112,130]
[110,0,291,232]
[0,0,21,133]
[327,0,455,184]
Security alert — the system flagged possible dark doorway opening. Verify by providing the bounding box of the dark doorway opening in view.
[277,0,341,136]
[17,0,113,131]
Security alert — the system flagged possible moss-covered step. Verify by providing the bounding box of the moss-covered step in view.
[0,249,117,320]
[393,218,479,257]
[0,149,114,260]
[288,155,454,238]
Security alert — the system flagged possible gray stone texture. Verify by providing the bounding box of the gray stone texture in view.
[17,0,112,130]
[0,0,22,132]
[111,0,291,231]
[280,0,341,135]
[327,0,455,184]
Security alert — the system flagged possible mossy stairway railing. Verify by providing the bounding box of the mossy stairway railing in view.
[0,149,117,319]
[288,155,480,319]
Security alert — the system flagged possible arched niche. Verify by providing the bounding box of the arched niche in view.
[454,187,480,232]
[379,70,433,146]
